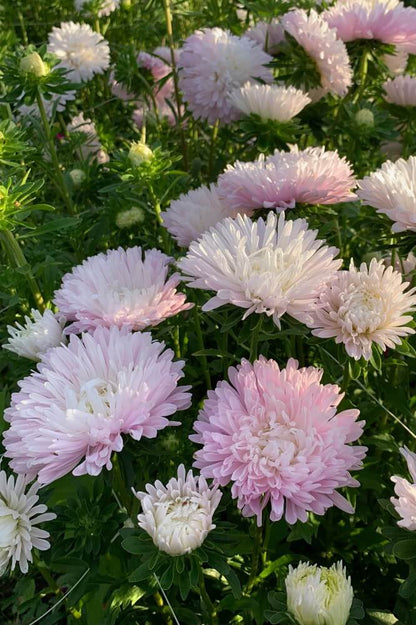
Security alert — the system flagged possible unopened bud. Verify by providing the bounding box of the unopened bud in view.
[128,141,153,167]
[69,169,86,188]
[116,207,145,229]
[20,52,48,78]
[355,108,374,128]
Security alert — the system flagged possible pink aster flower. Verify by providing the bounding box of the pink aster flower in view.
[4,327,191,484]
[178,212,341,327]
[281,9,352,97]
[383,47,408,75]
[161,183,253,247]
[67,113,109,164]
[134,464,222,556]
[191,357,366,525]
[230,83,311,122]
[323,0,416,54]
[135,47,181,125]
[357,156,416,232]
[54,247,192,334]
[308,259,416,360]
[383,75,416,106]
[178,27,273,124]
[217,146,356,212]
[391,447,416,531]
[243,19,285,54]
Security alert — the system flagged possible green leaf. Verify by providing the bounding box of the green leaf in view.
[121,536,144,555]
[392,538,416,560]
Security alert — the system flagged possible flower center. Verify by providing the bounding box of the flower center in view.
[340,285,385,334]
[77,378,115,418]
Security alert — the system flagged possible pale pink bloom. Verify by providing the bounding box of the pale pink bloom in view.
[357,156,416,232]
[178,212,341,327]
[391,447,416,531]
[161,184,253,247]
[109,70,135,102]
[380,139,403,161]
[3,309,66,361]
[178,27,273,124]
[243,19,285,53]
[230,83,311,122]
[308,259,416,360]
[134,464,222,555]
[281,9,352,97]
[323,0,416,54]
[67,112,109,164]
[135,47,181,125]
[75,0,120,17]
[384,251,416,279]
[4,327,191,484]
[383,47,408,75]
[0,472,56,574]
[191,357,366,525]
[217,146,356,212]
[383,75,416,106]
[54,247,192,334]
[47,21,110,82]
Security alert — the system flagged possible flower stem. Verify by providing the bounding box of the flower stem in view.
[161,0,188,170]
[245,522,263,593]
[208,119,220,179]
[17,9,29,46]
[197,562,217,625]
[0,229,45,311]
[193,306,211,389]
[353,47,370,104]
[148,183,170,252]
[249,316,263,361]
[36,88,74,214]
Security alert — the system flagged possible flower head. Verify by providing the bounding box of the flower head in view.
[217,146,356,212]
[75,0,121,17]
[161,183,253,247]
[116,207,145,229]
[4,327,191,484]
[178,212,341,327]
[383,47,408,75]
[0,472,56,574]
[281,9,352,97]
[308,259,416,360]
[230,83,311,122]
[47,21,110,82]
[3,309,66,361]
[243,19,285,53]
[391,447,416,530]
[67,112,109,163]
[323,0,416,53]
[285,561,354,625]
[357,156,416,232]
[134,464,222,556]
[383,75,416,106]
[54,247,192,334]
[191,357,366,525]
[128,141,153,166]
[20,52,49,77]
[178,27,273,124]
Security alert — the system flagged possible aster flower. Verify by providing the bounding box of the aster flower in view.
[243,19,285,54]
[67,112,109,164]
[0,472,56,574]
[161,183,253,248]
[178,27,273,124]
[391,447,416,531]
[75,0,120,17]
[178,212,341,327]
[116,207,145,229]
[109,70,135,102]
[54,246,192,334]
[191,357,366,525]
[383,47,408,75]
[281,9,353,97]
[230,83,311,122]
[357,156,416,232]
[134,464,222,556]
[323,0,416,53]
[383,75,416,106]
[47,21,110,82]
[308,259,416,360]
[217,146,356,212]
[4,327,191,484]
[17,91,76,120]
[3,309,66,361]
[285,561,354,625]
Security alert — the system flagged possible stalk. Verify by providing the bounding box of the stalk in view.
[0,229,45,310]
[245,522,263,593]
[197,562,218,625]
[193,306,211,389]
[208,119,220,179]
[249,316,263,361]
[353,47,370,104]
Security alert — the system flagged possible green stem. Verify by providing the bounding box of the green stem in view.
[17,9,29,46]
[341,362,351,393]
[245,522,263,593]
[353,47,370,104]
[161,0,189,170]
[94,17,101,34]
[148,183,170,252]
[0,229,45,310]
[194,306,211,390]
[249,316,263,361]
[197,562,217,625]
[36,89,74,214]
[208,119,220,179]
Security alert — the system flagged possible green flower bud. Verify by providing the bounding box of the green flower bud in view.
[354,108,374,128]
[20,52,49,78]
[116,207,145,229]
[69,169,86,188]
[128,141,153,167]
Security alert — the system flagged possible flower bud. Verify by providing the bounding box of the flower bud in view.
[354,108,374,128]
[20,52,49,78]
[128,141,153,167]
[285,561,353,625]
[116,207,145,229]
[69,169,86,188]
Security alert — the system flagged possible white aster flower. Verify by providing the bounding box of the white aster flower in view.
[47,21,110,82]
[178,212,341,327]
[383,47,408,75]
[67,112,109,164]
[161,183,253,248]
[391,447,416,531]
[230,83,311,122]
[16,91,76,120]
[243,19,285,53]
[0,471,56,574]
[285,561,354,625]
[134,464,222,556]
[357,156,416,232]
[75,0,121,17]
[383,75,416,107]
[3,309,66,361]
[309,258,416,360]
